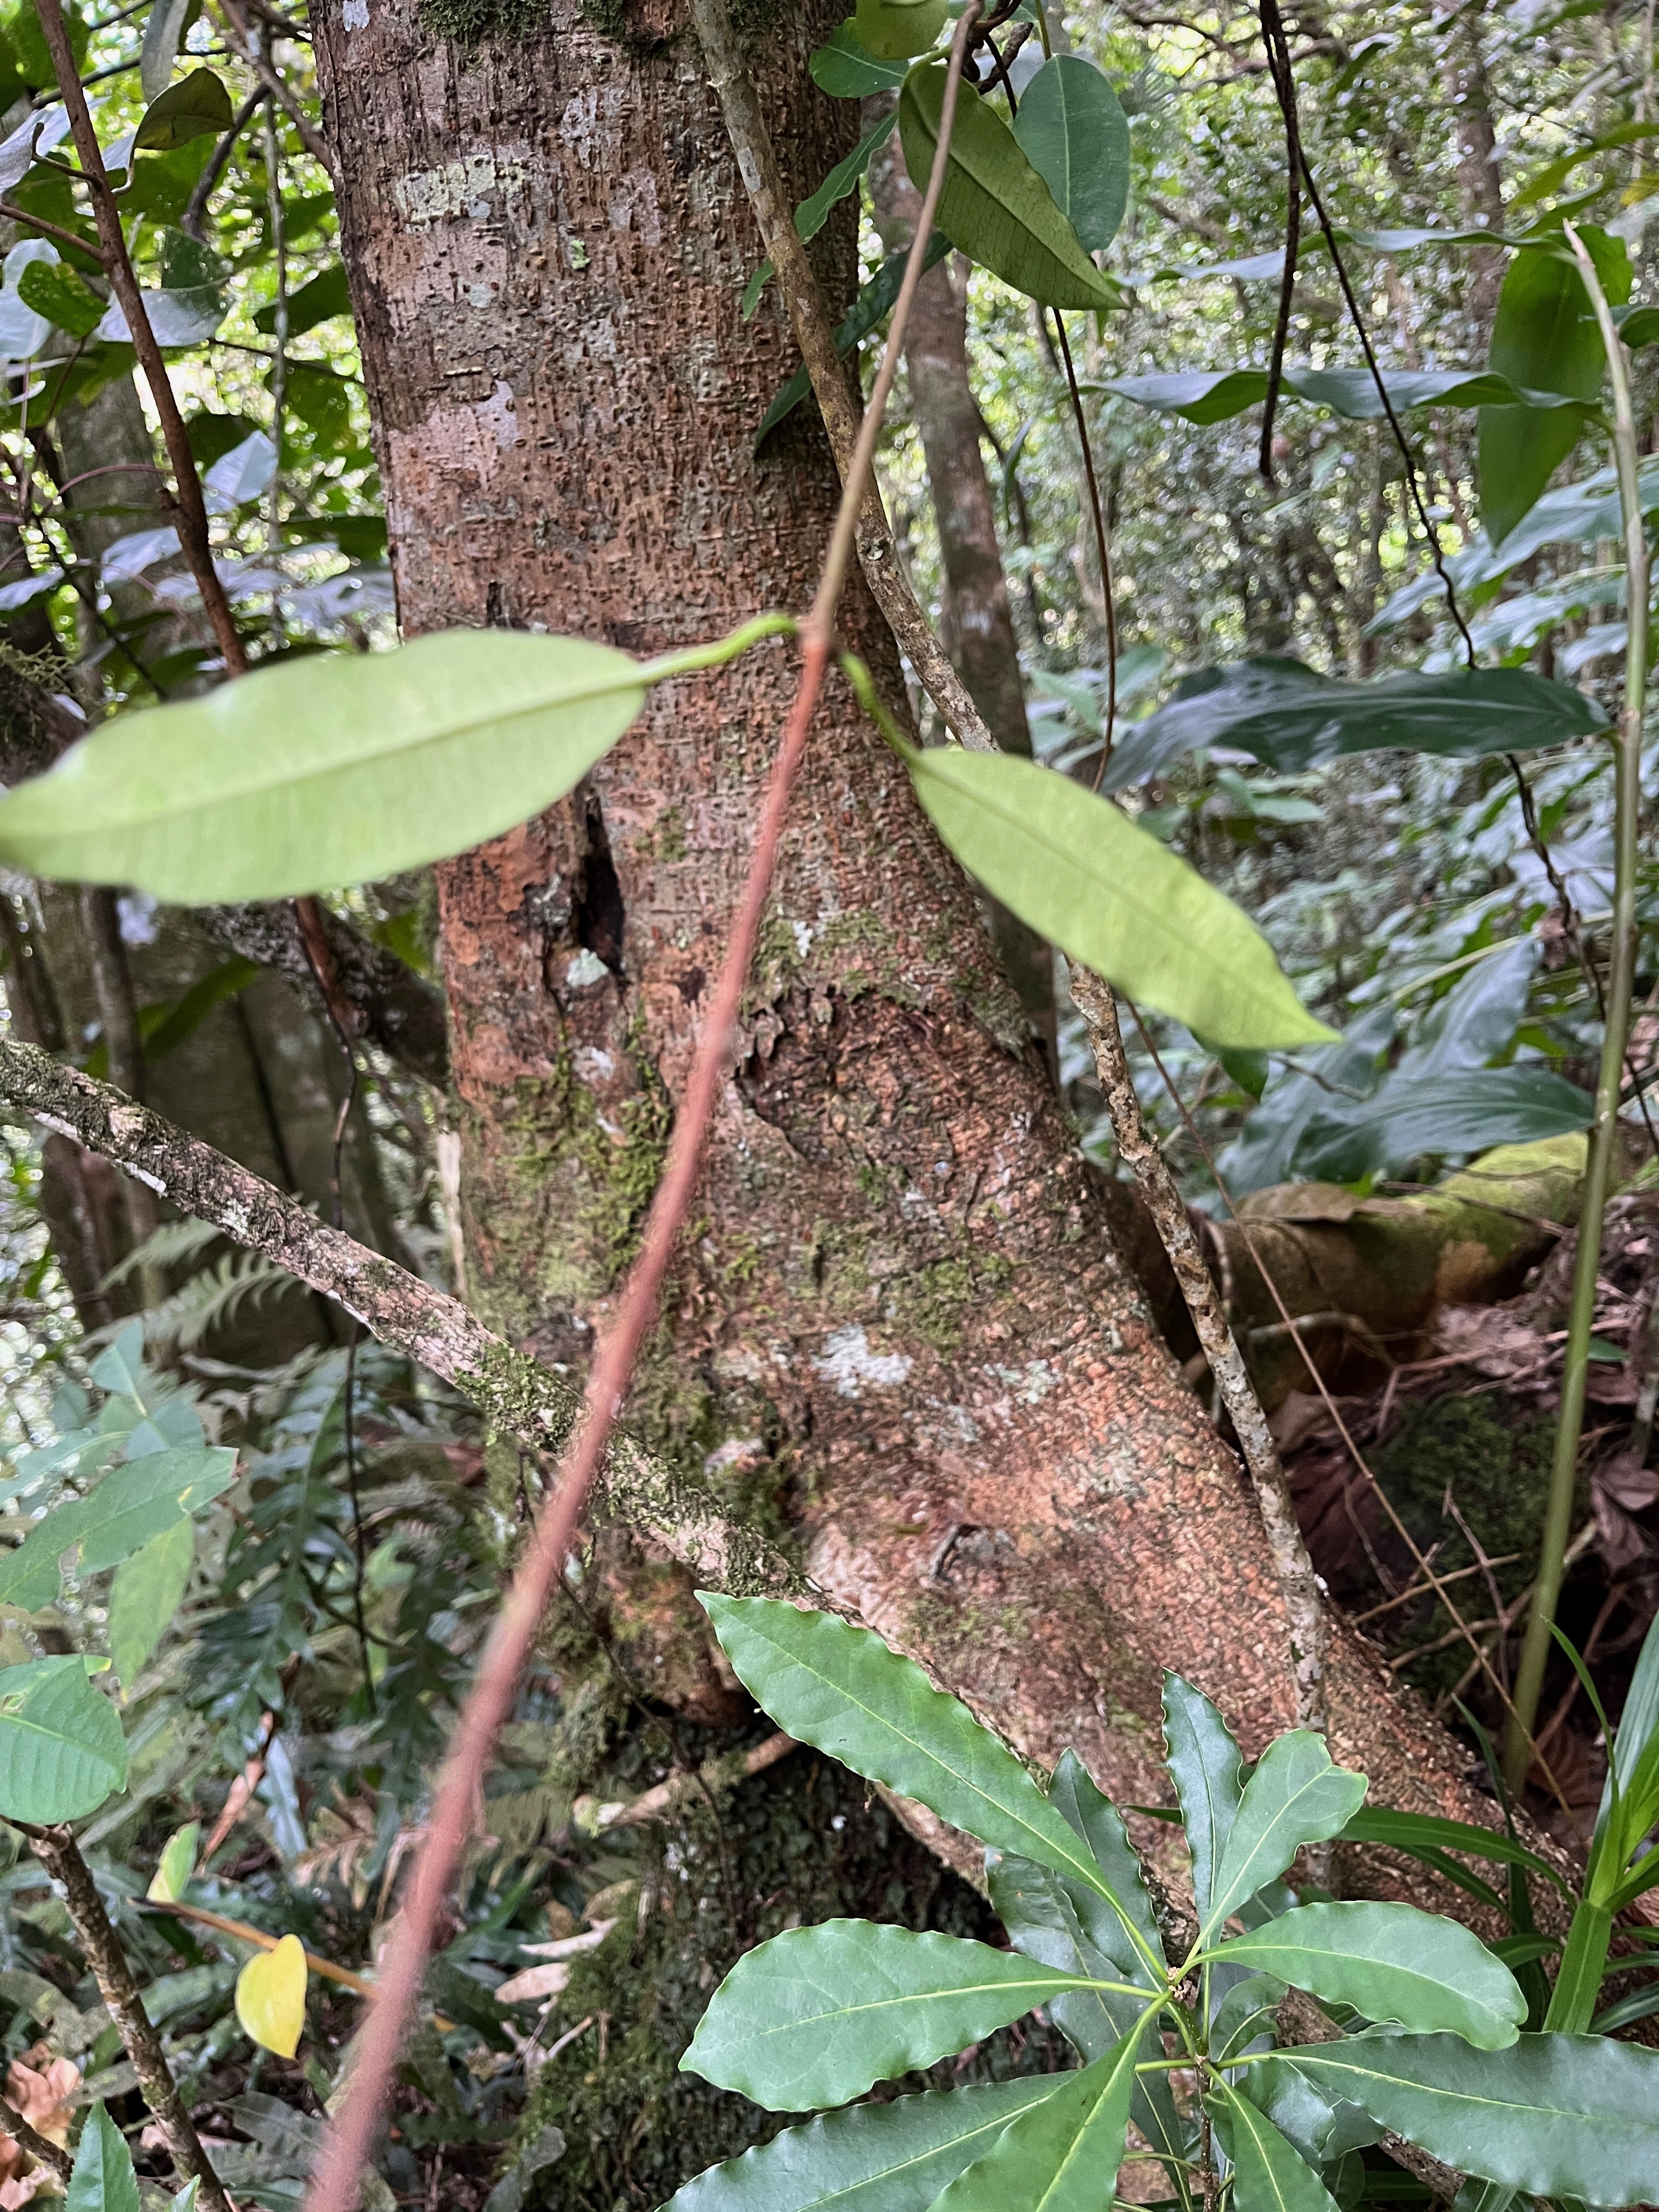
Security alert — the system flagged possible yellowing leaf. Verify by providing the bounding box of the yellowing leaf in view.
[236,1934,308,2057]
[147,1820,200,1905]
[855,0,945,58]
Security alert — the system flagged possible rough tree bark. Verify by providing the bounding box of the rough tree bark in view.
[311,0,1506,1882]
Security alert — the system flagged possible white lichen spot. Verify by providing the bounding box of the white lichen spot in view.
[703,1437,763,1474]
[394,149,527,227]
[606,168,662,245]
[341,0,368,27]
[565,948,609,990]
[476,377,518,450]
[574,1045,615,1084]
[791,919,813,956]
[811,1325,913,1399]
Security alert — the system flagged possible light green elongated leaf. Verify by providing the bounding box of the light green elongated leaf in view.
[1048,1750,1166,1974]
[899,65,1120,310]
[903,746,1333,1050]
[1011,55,1130,253]
[1210,1903,1525,2049]
[1203,1734,1368,1942]
[809,18,910,96]
[170,2185,200,2212]
[1480,228,1628,546]
[0,1446,234,1609]
[133,66,233,151]
[680,1921,1116,2111]
[67,2104,141,2212]
[1207,2079,1340,2212]
[0,632,650,904]
[987,1855,1187,2182]
[856,0,945,59]
[109,1513,195,1686]
[664,2078,1060,2212]
[140,0,193,100]
[0,1656,128,1822]
[758,232,952,443]
[798,111,896,245]
[927,2025,1143,2212]
[1161,1675,1242,1924]
[1262,2033,1659,2202]
[701,1596,1113,1899]
[148,1819,200,1904]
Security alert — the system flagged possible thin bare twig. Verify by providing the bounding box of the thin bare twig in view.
[302,23,982,2207]
[0,2097,72,2185]
[24,1826,232,2212]
[1070,967,1327,1733]
[213,0,336,179]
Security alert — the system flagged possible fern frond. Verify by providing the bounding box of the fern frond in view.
[143,1250,305,1352]
[101,1216,224,1289]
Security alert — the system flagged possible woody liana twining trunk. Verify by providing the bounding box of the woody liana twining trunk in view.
[312,0,1497,1932]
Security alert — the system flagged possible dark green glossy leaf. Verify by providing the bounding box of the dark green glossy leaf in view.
[1105,364,1587,426]
[1102,659,1607,793]
[133,66,232,151]
[928,2028,1143,2212]
[900,65,1119,309]
[1262,2033,1659,2202]
[1480,229,1628,546]
[663,2080,1062,2212]
[902,746,1335,1049]
[1295,1067,1595,1183]
[1048,1750,1167,1972]
[1211,1903,1525,2047]
[700,1597,1111,1896]
[1337,1808,1570,1894]
[254,262,352,337]
[809,18,909,96]
[1204,1734,1367,1941]
[1011,55,1130,253]
[0,1656,128,1822]
[1208,2079,1340,2212]
[1209,1974,1286,2064]
[0,632,650,903]
[1161,1674,1242,1923]
[987,1854,1185,2179]
[757,233,951,443]
[680,1921,1122,2111]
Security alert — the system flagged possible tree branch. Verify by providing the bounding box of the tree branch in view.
[690,0,1000,758]
[1068,966,1328,1735]
[214,0,337,180]
[0,1039,777,1584]
[0,2096,72,2185]
[24,1825,233,2212]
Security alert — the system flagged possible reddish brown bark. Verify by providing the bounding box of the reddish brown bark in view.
[313,0,1504,1875]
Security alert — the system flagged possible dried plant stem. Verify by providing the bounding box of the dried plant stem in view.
[1069,967,1327,1734]
[301,24,981,2207]
[1503,225,1648,1795]
[25,1826,232,2212]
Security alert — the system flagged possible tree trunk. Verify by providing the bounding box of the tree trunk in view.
[313,0,1504,1886]
[866,121,1054,1064]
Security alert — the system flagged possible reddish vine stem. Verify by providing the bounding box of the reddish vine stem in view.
[302,17,981,2207]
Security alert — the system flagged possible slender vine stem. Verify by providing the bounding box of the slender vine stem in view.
[1502,225,1649,1795]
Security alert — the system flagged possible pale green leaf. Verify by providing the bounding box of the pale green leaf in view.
[1262,2032,1659,2202]
[1011,55,1130,253]
[1161,1674,1242,1923]
[927,2025,1143,2212]
[1209,1974,1287,2064]
[0,1447,234,1610]
[0,632,650,904]
[681,1920,1121,2111]
[67,2105,140,2212]
[140,0,193,101]
[700,1596,1112,1899]
[1203,1734,1368,1940]
[1211,1902,1525,2048]
[856,0,945,59]
[904,747,1333,1049]
[809,19,909,97]
[663,2079,1060,2212]
[1207,2079,1340,2212]
[148,1819,200,1904]
[0,1656,128,1825]
[1048,1749,1167,1973]
[110,1515,195,1686]
[899,65,1119,310]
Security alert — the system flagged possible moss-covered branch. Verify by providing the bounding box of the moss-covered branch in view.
[0,1040,787,1589]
